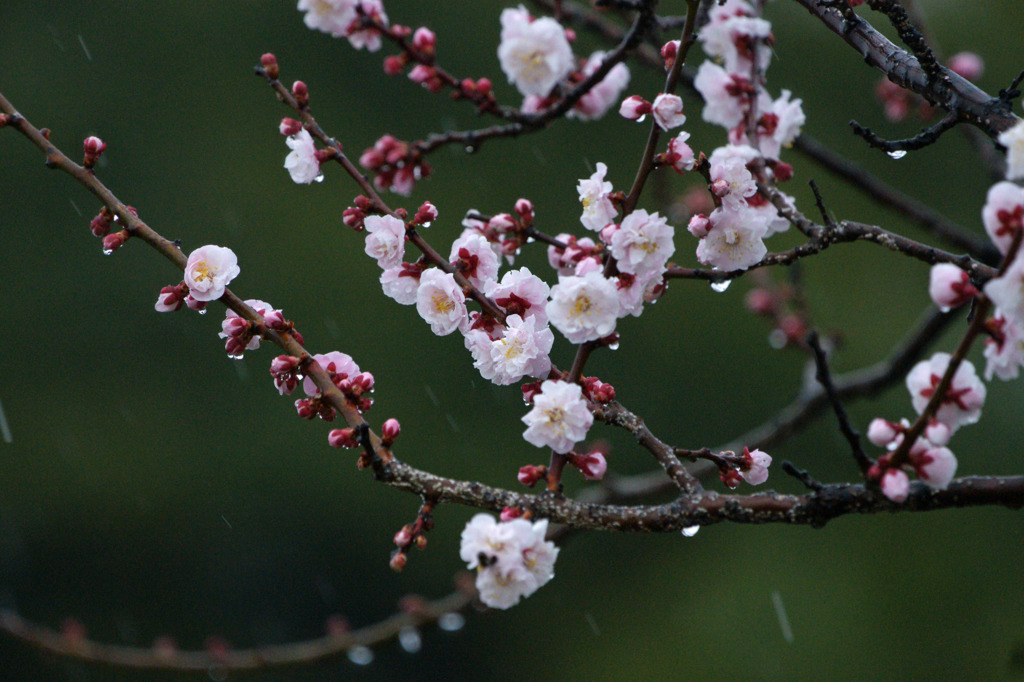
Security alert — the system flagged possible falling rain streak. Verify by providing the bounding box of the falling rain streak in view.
[771,590,794,643]
[0,400,12,443]
[77,35,92,61]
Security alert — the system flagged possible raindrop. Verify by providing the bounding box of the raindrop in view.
[464,146,476,154]
[347,646,374,666]
[938,305,951,314]
[102,248,114,256]
[768,329,787,349]
[197,308,207,315]
[420,222,432,228]
[681,526,700,537]
[314,173,325,183]
[607,340,620,350]
[438,613,465,632]
[398,626,421,653]
[710,279,732,293]
[637,114,647,123]
[887,149,907,160]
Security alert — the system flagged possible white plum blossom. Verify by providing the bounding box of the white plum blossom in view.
[906,353,986,432]
[609,209,675,278]
[694,61,746,129]
[450,232,500,290]
[710,155,757,210]
[695,206,769,271]
[184,245,240,302]
[415,268,468,336]
[298,0,357,37]
[757,90,805,159]
[983,255,1024,327]
[363,214,406,269]
[466,314,554,385]
[983,314,1024,381]
[998,119,1024,181]
[284,129,321,184]
[546,271,621,343]
[521,379,594,453]
[666,131,695,172]
[615,270,664,318]
[303,351,360,396]
[485,267,551,326]
[700,15,773,74]
[651,93,686,131]
[981,181,1024,254]
[497,6,574,97]
[577,162,618,231]
[345,0,387,52]
[459,514,558,610]
[569,52,631,121]
[380,264,421,305]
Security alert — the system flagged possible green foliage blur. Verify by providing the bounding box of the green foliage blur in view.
[1,1,1023,680]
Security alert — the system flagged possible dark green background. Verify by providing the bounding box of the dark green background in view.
[2,1,1023,680]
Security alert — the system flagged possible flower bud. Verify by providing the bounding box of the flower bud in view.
[292,80,309,106]
[389,551,408,572]
[155,285,185,312]
[185,295,207,312]
[260,53,279,79]
[499,507,523,522]
[928,263,978,311]
[89,210,112,237]
[517,464,547,487]
[660,40,680,70]
[394,525,414,547]
[688,214,710,238]
[881,468,910,502]
[83,136,106,169]
[619,95,651,121]
[412,27,436,54]
[328,427,358,448]
[514,198,534,223]
[279,118,302,136]
[383,55,406,75]
[412,202,438,226]
[295,398,318,420]
[867,418,901,447]
[381,418,401,446]
[101,230,127,254]
[575,451,607,481]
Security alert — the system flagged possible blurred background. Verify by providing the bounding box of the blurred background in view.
[2,1,1024,679]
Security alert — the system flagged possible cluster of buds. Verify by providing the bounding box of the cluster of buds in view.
[221,315,254,358]
[581,376,616,403]
[866,418,957,502]
[270,355,302,395]
[390,501,434,571]
[547,234,605,274]
[295,397,336,422]
[342,195,376,231]
[335,371,375,413]
[89,204,137,254]
[461,199,535,262]
[358,134,431,196]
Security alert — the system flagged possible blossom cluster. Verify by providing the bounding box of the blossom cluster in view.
[684,0,805,271]
[459,514,558,609]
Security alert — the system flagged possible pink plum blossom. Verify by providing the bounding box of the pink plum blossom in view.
[695,206,769,271]
[184,245,240,302]
[284,129,321,184]
[694,61,748,129]
[497,6,574,97]
[906,353,986,431]
[363,214,406,269]
[344,0,387,52]
[619,95,651,121]
[928,263,978,311]
[450,232,500,290]
[914,446,957,490]
[981,181,1024,254]
[466,314,554,385]
[881,468,910,503]
[740,447,772,485]
[546,271,621,343]
[485,267,551,326]
[609,209,675,278]
[665,131,695,172]
[983,314,1024,381]
[380,263,422,305]
[415,268,467,336]
[521,379,594,453]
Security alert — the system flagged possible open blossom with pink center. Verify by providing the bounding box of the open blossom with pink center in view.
[609,209,675,278]
[928,263,978,311]
[913,446,957,490]
[363,214,406,269]
[615,270,664,318]
[700,14,773,74]
[694,61,748,129]
[740,447,772,485]
[569,52,631,121]
[695,206,769,271]
[298,0,357,36]
[497,6,574,97]
[651,93,685,131]
[906,353,986,431]
[284,129,321,184]
[450,232,500,290]
[984,255,1024,328]
[984,314,1024,381]
[522,380,594,453]
[415,268,467,336]
[547,234,600,275]
[881,468,910,503]
[754,90,805,159]
[218,299,275,353]
[459,514,558,610]
[380,262,422,305]
[466,314,554,385]
[302,351,360,396]
[547,271,621,343]
[998,120,1024,181]
[184,245,240,302]
[981,181,1024,254]
[577,162,618,231]
[485,267,551,326]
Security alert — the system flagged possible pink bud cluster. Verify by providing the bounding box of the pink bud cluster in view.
[867,418,957,502]
[359,134,431,196]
